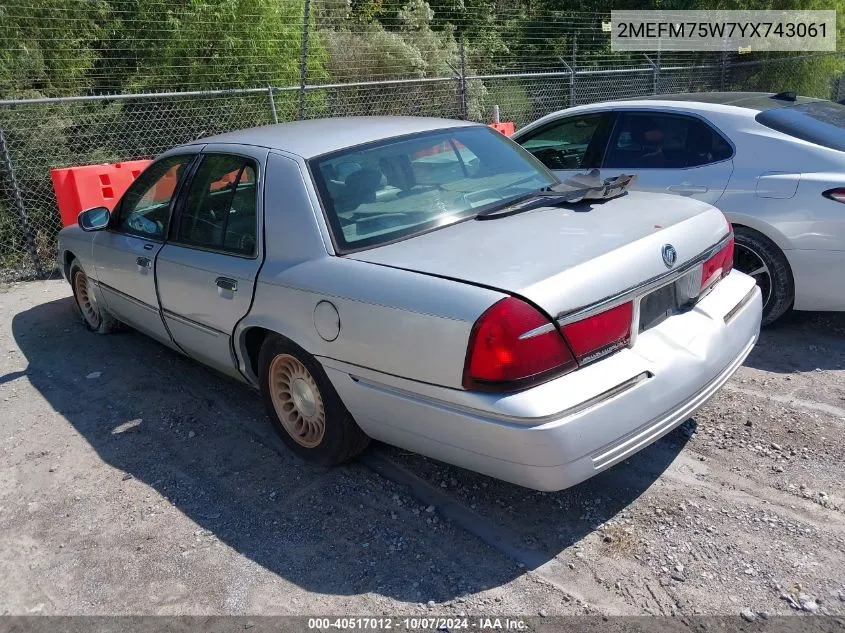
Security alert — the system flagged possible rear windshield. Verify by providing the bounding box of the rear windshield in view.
[755,101,845,152]
[309,126,556,252]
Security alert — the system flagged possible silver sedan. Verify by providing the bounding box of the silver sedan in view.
[58,117,761,491]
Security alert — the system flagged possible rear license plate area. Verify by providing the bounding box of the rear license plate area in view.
[638,267,702,333]
[639,283,678,333]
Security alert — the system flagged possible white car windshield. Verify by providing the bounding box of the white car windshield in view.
[309,126,557,252]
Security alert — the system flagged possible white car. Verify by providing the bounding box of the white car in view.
[513,92,845,325]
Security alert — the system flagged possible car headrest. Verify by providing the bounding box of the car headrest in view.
[342,168,382,210]
[378,156,415,191]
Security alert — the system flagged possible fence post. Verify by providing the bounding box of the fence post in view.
[571,35,578,106]
[645,54,659,95]
[656,47,662,94]
[458,32,468,120]
[560,58,575,107]
[720,50,728,92]
[298,0,311,120]
[267,85,278,124]
[0,129,42,276]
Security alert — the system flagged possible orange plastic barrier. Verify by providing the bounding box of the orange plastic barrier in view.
[152,163,180,201]
[488,122,515,137]
[50,159,152,227]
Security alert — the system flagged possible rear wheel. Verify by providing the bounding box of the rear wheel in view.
[258,335,369,465]
[70,260,123,334]
[732,226,794,326]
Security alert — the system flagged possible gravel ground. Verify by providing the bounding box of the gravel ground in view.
[1,279,843,618]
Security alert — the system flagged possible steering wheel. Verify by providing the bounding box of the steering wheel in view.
[533,147,576,170]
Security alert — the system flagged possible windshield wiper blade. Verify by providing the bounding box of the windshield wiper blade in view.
[476,171,637,221]
[475,193,577,220]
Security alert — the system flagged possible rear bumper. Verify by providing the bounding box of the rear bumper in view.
[322,271,762,491]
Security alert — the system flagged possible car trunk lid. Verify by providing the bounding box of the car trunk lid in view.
[347,191,730,318]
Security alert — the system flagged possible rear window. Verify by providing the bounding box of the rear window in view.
[755,101,845,152]
[309,127,556,252]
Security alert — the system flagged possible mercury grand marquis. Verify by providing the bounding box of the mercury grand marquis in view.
[58,117,761,491]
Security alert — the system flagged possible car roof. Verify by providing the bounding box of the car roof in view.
[625,91,825,111]
[517,92,829,129]
[183,116,481,159]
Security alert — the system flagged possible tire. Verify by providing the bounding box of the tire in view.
[732,226,794,326]
[69,259,123,334]
[258,334,370,465]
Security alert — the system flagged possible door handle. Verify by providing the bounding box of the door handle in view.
[136,256,152,269]
[667,183,708,195]
[215,277,238,292]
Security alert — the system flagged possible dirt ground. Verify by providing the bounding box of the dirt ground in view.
[1,279,844,619]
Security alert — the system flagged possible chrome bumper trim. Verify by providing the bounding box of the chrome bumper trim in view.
[724,286,758,324]
[519,233,732,341]
[556,233,732,326]
[351,369,651,428]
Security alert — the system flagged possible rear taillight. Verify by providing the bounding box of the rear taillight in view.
[463,297,634,391]
[701,235,734,291]
[463,297,576,391]
[562,302,633,364]
[822,187,845,203]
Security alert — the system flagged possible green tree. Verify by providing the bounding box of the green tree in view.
[124,0,309,91]
[0,0,110,99]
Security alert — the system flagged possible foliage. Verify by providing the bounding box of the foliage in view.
[476,79,535,126]
[0,0,109,99]
[732,54,845,97]
[2,0,845,273]
[123,0,308,92]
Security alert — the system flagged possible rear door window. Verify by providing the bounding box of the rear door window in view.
[604,112,733,169]
[756,101,845,152]
[173,154,258,256]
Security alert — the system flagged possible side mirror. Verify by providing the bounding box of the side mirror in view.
[78,207,110,232]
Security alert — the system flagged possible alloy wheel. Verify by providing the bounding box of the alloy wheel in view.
[268,353,326,448]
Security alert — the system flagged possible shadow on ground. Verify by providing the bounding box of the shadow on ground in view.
[12,296,686,603]
[745,311,845,374]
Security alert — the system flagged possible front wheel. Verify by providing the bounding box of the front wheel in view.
[258,335,369,465]
[732,226,794,326]
[69,260,123,334]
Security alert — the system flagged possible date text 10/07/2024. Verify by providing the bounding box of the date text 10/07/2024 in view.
[307,617,528,630]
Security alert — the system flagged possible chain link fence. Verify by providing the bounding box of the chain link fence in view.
[2,0,844,281]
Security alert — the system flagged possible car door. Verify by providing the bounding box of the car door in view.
[92,153,196,347]
[601,111,734,205]
[155,145,266,378]
[516,111,616,181]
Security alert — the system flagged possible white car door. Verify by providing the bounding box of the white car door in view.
[601,110,734,205]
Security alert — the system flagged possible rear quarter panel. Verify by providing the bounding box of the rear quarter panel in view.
[237,256,504,388]
[233,149,505,389]
[709,117,845,311]
[716,116,845,251]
